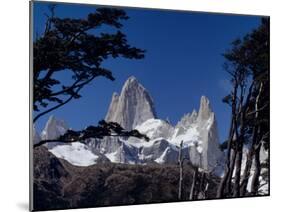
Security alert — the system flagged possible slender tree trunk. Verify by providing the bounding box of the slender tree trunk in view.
[189,167,198,200]
[233,108,247,197]
[233,81,254,197]
[217,118,235,198]
[226,149,237,195]
[217,83,238,198]
[251,142,262,195]
[178,141,183,200]
[199,172,206,192]
[240,126,259,195]
[197,172,207,199]
[233,140,243,197]
[240,149,254,195]
[247,82,264,195]
[204,182,209,199]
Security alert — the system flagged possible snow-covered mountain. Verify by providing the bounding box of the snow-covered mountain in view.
[131,95,224,171]
[35,76,224,171]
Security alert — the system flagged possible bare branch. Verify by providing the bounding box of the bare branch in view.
[33,86,83,123]
[246,103,269,117]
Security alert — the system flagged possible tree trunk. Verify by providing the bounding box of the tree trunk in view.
[189,167,198,200]
[240,149,254,195]
[240,126,259,195]
[217,83,238,198]
[233,140,243,197]
[199,172,206,192]
[246,82,264,195]
[251,143,262,195]
[233,108,247,197]
[226,149,237,195]
[217,118,235,198]
[178,141,183,200]
[197,172,207,199]
[233,81,254,197]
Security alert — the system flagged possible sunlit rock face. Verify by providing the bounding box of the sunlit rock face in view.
[40,115,68,149]
[33,125,41,145]
[105,76,157,130]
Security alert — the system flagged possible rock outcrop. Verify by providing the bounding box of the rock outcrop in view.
[105,76,157,130]
[33,125,41,144]
[41,115,68,148]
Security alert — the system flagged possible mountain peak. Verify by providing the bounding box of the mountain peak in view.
[105,76,157,130]
[126,75,137,83]
[197,95,212,121]
[41,115,68,141]
[122,76,144,92]
[200,95,210,106]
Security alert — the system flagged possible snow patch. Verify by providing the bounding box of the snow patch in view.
[154,147,170,164]
[49,142,98,166]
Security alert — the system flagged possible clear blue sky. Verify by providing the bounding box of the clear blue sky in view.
[33,1,262,142]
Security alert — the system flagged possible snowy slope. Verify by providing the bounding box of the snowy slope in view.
[49,143,99,166]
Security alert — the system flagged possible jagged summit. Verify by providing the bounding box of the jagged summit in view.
[41,115,68,148]
[198,95,213,121]
[105,76,157,130]
[123,75,138,86]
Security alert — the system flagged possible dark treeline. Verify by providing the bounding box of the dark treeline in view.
[217,18,269,198]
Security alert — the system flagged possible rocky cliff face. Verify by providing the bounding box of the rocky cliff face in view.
[40,115,69,148]
[105,76,157,130]
[33,125,41,144]
[41,116,68,140]
[196,96,223,170]
[39,76,223,172]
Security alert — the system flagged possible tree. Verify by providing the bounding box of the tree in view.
[177,141,213,201]
[33,5,148,147]
[33,5,144,121]
[240,18,269,195]
[34,120,149,148]
[217,18,269,198]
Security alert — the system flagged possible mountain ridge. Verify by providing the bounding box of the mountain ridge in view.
[35,76,223,172]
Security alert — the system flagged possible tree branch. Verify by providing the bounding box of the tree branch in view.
[33,86,83,123]
[246,103,269,117]
[34,134,127,148]
[33,121,149,148]
[49,74,97,97]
